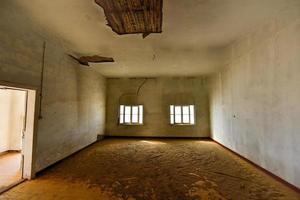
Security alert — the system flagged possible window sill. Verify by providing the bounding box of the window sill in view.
[169,124,195,126]
[119,123,144,126]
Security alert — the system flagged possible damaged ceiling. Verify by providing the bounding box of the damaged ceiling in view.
[95,0,163,38]
[6,0,300,77]
[68,54,114,66]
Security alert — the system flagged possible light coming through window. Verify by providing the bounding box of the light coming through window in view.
[170,105,195,125]
[119,105,143,125]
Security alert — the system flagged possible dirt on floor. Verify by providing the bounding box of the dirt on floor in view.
[0,139,299,200]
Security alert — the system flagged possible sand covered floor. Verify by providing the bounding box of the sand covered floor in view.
[0,138,299,200]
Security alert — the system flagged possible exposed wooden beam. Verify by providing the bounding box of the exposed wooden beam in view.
[68,55,114,66]
[95,0,163,37]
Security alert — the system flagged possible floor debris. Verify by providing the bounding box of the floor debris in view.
[1,139,299,200]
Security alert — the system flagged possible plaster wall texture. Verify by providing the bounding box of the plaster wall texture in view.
[106,77,210,137]
[11,0,299,77]
[0,90,26,153]
[0,1,106,172]
[0,90,12,153]
[209,5,300,188]
[8,90,26,151]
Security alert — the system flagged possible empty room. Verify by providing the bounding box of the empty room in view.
[0,0,299,199]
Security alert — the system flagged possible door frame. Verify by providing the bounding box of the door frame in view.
[0,80,39,179]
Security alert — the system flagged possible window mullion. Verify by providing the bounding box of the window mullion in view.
[172,106,174,124]
[130,106,132,124]
[123,105,125,124]
[174,106,176,124]
[181,106,183,124]
[137,105,140,124]
[188,105,190,124]
[173,106,175,124]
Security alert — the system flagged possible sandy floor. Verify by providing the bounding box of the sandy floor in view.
[0,152,22,191]
[0,139,299,200]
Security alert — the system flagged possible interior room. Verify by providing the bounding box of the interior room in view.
[0,87,26,191]
[0,0,299,199]
[0,86,36,193]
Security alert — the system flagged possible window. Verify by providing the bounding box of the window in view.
[170,105,195,125]
[119,105,143,125]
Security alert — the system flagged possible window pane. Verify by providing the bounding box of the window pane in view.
[170,105,174,114]
[170,114,174,124]
[183,114,190,123]
[125,114,131,123]
[175,106,181,115]
[125,106,131,115]
[132,106,138,115]
[132,114,138,123]
[175,114,182,123]
[119,105,124,124]
[120,105,124,114]
[190,105,195,124]
[125,106,131,123]
[139,105,143,124]
[120,114,124,124]
[182,106,189,115]
[189,105,194,115]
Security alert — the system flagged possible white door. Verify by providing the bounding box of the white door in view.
[20,91,28,178]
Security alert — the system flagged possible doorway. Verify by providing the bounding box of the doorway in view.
[0,85,36,192]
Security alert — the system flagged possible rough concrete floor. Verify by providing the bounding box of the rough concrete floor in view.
[1,139,299,200]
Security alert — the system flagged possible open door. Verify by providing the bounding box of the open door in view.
[22,89,36,180]
[0,85,36,193]
[20,90,28,178]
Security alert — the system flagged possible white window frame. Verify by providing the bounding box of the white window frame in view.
[170,105,195,125]
[119,105,143,125]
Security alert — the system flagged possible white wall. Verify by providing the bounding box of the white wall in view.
[0,89,26,153]
[106,77,210,137]
[0,90,11,153]
[209,4,300,188]
[0,1,107,173]
[9,90,26,150]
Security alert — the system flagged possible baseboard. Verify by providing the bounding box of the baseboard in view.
[30,135,300,194]
[36,136,210,175]
[36,135,107,175]
[0,151,8,156]
[97,134,105,141]
[35,140,99,176]
[8,150,21,153]
[213,139,300,193]
[0,179,26,195]
[0,150,21,157]
[105,135,211,140]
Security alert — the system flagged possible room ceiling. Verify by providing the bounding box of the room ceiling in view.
[13,0,297,77]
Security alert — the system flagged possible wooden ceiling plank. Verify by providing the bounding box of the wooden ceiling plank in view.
[95,0,163,36]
